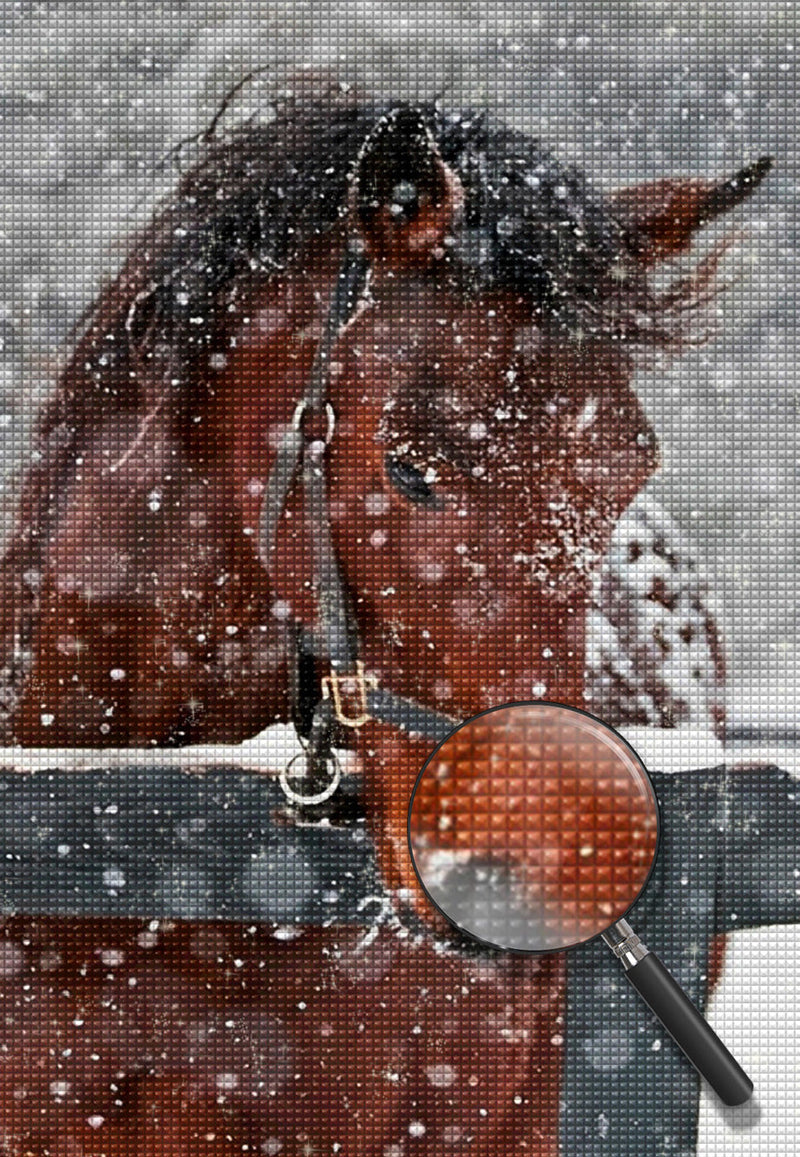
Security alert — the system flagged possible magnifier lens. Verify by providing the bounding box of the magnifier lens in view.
[407,701,753,1106]
[408,702,659,952]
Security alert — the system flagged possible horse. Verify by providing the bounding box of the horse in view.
[0,79,769,1155]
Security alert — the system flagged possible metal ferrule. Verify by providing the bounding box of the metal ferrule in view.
[601,918,651,971]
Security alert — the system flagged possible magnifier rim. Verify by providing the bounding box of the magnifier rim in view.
[406,699,663,956]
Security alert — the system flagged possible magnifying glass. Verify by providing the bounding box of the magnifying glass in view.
[407,700,753,1106]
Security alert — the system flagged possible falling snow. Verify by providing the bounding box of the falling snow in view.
[0,12,793,1157]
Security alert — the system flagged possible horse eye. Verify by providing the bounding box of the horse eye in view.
[385,455,443,508]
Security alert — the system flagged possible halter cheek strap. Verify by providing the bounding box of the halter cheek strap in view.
[258,237,459,805]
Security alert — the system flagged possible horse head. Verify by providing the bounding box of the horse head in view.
[218,91,768,913]
[0,83,769,925]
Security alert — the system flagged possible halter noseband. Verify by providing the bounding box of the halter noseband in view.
[258,236,459,805]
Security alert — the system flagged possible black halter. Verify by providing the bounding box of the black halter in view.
[258,236,459,805]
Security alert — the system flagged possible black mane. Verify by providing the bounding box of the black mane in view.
[56,87,698,430]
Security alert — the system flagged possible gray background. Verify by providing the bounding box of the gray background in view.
[0,4,797,1153]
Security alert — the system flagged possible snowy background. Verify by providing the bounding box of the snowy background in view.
[0,2,797,1152]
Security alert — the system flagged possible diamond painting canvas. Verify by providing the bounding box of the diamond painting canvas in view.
[0,4,796,1155]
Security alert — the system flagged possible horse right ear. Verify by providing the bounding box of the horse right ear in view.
[608,157,772,267]
[351,106,464,268]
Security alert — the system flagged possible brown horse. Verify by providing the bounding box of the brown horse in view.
[0,81,768,1154]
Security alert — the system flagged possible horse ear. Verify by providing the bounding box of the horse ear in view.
[608,157,772,266]
[351,106,464,267]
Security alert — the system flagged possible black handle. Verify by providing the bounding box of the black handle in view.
[625,951,753,1105]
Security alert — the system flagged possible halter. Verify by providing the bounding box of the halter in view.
[258,235,459,805]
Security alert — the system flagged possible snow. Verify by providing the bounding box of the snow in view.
[619,727,725,774]
[425,1062,458,1087]
[0,4,795,1152]
[0,942,25,977]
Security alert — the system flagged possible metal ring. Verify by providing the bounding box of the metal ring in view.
[278,749,341,807]
[291,400,336,445]
[291,399,308,431]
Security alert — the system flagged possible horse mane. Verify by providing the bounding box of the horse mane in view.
[44,84,711,442]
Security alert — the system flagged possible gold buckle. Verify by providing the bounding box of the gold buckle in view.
[321,661,378,728]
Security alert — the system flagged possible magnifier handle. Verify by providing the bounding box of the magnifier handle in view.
[603,920,753,1106]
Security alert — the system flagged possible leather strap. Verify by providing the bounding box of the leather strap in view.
[366,686,459,745]
[257,234,460,804]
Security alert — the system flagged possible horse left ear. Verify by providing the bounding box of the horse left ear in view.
[608,157,772,266]
[351,106,464,267]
